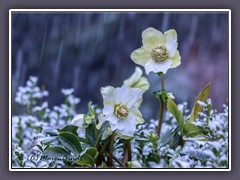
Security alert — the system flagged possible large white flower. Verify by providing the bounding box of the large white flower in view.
[130,27,181,75]
[101,84,144,137]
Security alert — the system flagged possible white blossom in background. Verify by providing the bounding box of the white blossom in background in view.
[100,84,144,137]
[15,76,48,106]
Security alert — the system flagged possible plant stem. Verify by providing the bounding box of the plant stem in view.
[156,74,165,138]
[107,131,116,167]
[113,155,126,168]
[96,137,111,166]
[122,139,132,165]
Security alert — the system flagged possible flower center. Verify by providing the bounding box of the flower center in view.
[150,45,168,62]
[114,103,129,120]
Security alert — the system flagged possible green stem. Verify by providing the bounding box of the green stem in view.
[122,139,132,165]
[113,155,126,168]
[156,74,165,138]
[96,137,111,166]
[107,131,116,167]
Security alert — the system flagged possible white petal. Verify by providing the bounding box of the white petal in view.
[130,48,151,66]
[111,120,125,131]
[101,86,115,106]
[71,114,84,127]
[145,59,172,74]
[164,29,177,41]
[96,113,105,130]
[104,114,119,125]
[102,105,114,116]
[115,85,143,109]
[142,27,165,51]
[166,36,177,58]
[117,118,136,136]
[129,108,144,125]
[124,67,142,87]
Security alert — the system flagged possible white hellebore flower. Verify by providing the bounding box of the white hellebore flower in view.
[124,67,150,93]
[71,114,87,134]
[101,84,144,137]
[131,27,181,75]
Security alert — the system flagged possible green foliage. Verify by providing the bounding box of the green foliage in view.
[153,90,168,103]
[58,132,82,155]
[188,83,211,122]
[183,123,205,137]
[58,125,78,136]
[43,146,69,157]
[167,99,184,127]
[75,147,99,167]
[160,126,181,147]
[85,121,97,146]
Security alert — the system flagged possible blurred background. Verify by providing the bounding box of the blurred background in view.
[11,12,229,120]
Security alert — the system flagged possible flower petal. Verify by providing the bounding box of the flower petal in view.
[102,104,114,116]
[117,118,136,137]
[166,36,177,58]
[101,86,115,106]
[170,50,181,68]
[142,27,165,51]
[130,47,151,66]
[124,67,142,87]
[129,108,144,125]
[71,114,84,127]
[113,84,142,108]
[104,114,119,125]
[164,29,177,41]
[144,59,172,74]
[124,67,150,93]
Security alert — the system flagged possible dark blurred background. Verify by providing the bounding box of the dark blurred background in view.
[11,12,229,120]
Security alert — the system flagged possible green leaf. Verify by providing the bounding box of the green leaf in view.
[188,83,211,122]
[88,101,95,117]
[43,146,69,157]
[153,90,168,103]
[97,121,109,140]
[146,153,160,163]
[183,123,205,137]
[167,99,184,127]
[85,121,97,146]
[75,147,99,166]
[58,132,82,156]
[160,126,181,147]
[58,125,78,136]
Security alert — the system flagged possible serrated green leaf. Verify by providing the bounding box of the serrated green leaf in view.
[75,147,99,166]
[58,125,78,136]
[43,146,69,157]
[59,132,82,155]
[167,99,184,127]
[183,123,205,137]
[188,83,211,122]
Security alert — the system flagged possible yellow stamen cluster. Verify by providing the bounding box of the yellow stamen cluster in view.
[150,44,168,62]
[114,103,129,120]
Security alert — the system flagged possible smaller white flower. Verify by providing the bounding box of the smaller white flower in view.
[124,67,150,93]
[71,114,87,134]
[101,84,144,137]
